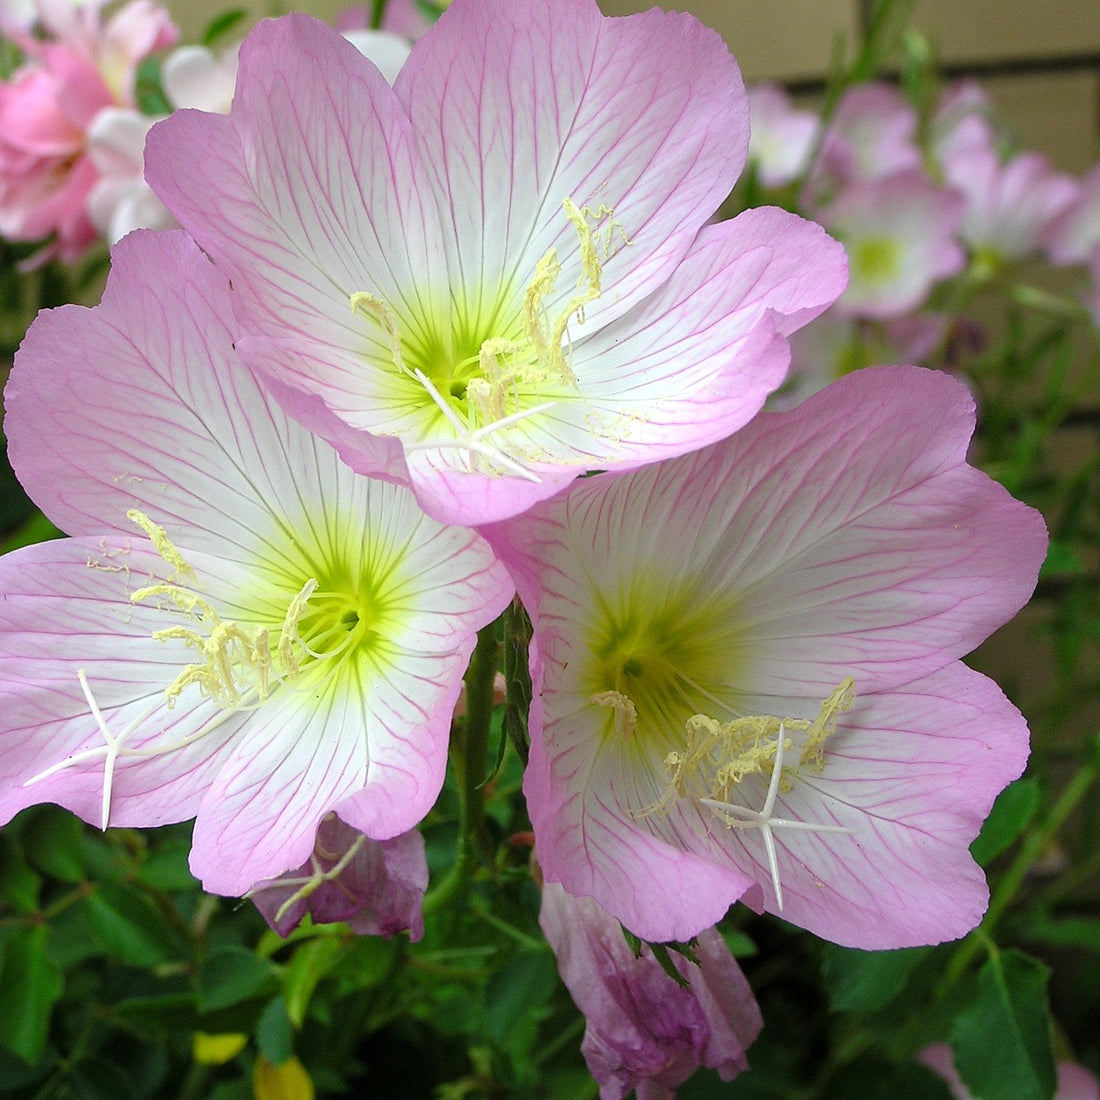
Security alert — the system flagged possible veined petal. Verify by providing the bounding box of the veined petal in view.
[721,664,1028,948]
[146,16,445,348]
[7,230,344,567]
[395,0,748,335]
[333,645,471,839]
[190,676,367,895]
[565,213,847,468]
[0,539,249,829]
[486,365,1045,944]
[3,229,512,896]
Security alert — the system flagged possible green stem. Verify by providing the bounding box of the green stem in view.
[938,738,1100,998]
[369,0,388,30]
[423,622,500,915]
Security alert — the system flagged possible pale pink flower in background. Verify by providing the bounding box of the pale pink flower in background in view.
[746,83,819,188]
[0,230,512,896]
[84,106,174,243]
[84,17,415,248]
[920,1044,1100,1100]
[803,82,922,209]
[776,307,946,406]
[161,40,240,113]
[821,170,965,318]
[250,814,428,939]
[930,80,999,174]
[145,1,846,526]
[484,366,1045,947]
[539,880,761,1100]
[0,0,176,259]
[1045,161,1100,265]
[944,146,1078,265]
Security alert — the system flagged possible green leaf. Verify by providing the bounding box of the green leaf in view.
[198,947,280,1014]
[970,777,1041,866]
[67,1055,139,1100]
[283,936,346,1029]
[0,833,42,913]
[1023,914,1100,954]
[202,8,247,47]
[83,881,181,967]
[134,837,198,892]
[483,949,558,1044]
[114,993,199,1036]
[256,997,295,1066]
[950,950,1056,1100]
[820,944,931,1012]
[21,806,86,883]
[0,925,63,1064]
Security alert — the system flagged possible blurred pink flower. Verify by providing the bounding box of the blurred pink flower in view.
[930,81,999,173]
[804,82,922,209]
[821,169,965,319]
[1045,161,1100,265]
[920,1044,1100,1100]
[250,814,428,939]
[539,880,761,1100]
[484,366,1045,947]
[0,230,512,896]
[0,0,176,260]
[747,83,819,188]
[945,146,1077,265]
[777,307,947,406]
[145,1,846,526]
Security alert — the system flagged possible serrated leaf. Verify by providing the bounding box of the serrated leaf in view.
[198,947,279,1014]
[950,950,1056,1100]
[0,925,63,1064]
[256,998,295,1065]
[821,944,931,1012]
[970,777,1041,866]
[83,881,180,967]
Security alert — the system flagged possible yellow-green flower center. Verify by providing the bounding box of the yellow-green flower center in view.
[851,236,903,285]
[126,510,385,711]
[349,198,628,477]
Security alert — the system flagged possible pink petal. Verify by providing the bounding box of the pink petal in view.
[394,0,748,336]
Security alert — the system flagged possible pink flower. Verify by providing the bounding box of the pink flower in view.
[144,2,846,526]
[820,170,965,319]
[1044,161,1100,266]
[777,308,947,407]
[250,814,428,940]
[747,83,819,188]
[483,366,1045,947]
[920,1044,1100,1100]
[539,881,761,1100]
[945,146,1078,265]
[804,82,922,210]
[0,229,512,896]
[930,81,999,175]
[0,0,177,259]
